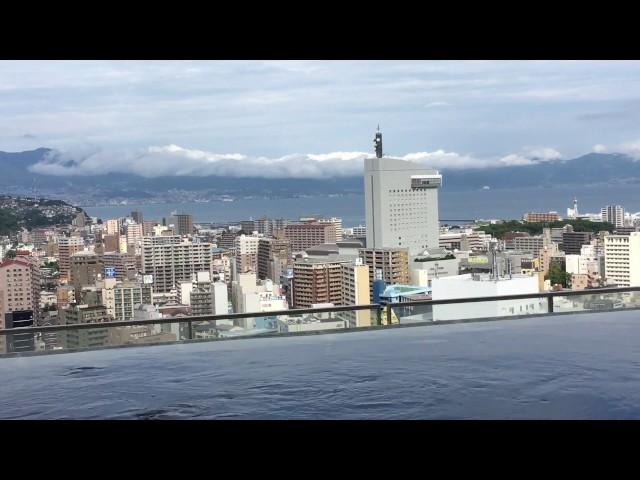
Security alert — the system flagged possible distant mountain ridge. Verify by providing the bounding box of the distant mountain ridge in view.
[1,148,639,198]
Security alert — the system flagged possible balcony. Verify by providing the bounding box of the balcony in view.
[2,287,640,418]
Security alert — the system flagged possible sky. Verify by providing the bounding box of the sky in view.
[2,60,640,178]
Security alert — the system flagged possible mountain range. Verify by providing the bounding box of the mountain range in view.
[1,148,639,201]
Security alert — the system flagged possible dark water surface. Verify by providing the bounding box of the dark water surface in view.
[2,310,640,419]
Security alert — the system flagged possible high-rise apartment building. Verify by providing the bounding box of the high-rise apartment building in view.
[113,281,152,321]
[70,252,103,288]
[284,223,337,252]
[141,236,212,293]
[102,251,138,281]
[0,258,41,329]
[58,236,85,282]
[604,232,640,287]
[364,131,441,256]
[102,234,121,253]
[105,219,120,235]
[601,205,625,228]
[234,234,260,274]
[170,213,193,236]
[257,237,292,281]
[358,248,410,295]
[291,258,346,308]
[126,223,144,251]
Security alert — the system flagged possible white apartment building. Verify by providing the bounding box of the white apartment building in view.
[142,236,212,293]
[601,205,625,228]
[234,234,261,274]
[604,232,640,286]
[365,153,441,256]
[106,219,120,235]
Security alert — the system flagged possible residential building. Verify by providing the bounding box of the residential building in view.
[70,251,103,294]
[523,212,561,223]
[57,236,85,282]
[102,234,121,253]
[105,219,120,235]
[0,257,41,328]
[141,236,212,293]
[318,217,343,241]
[257,237,292,281]
[169,213,193,236]
[113,281,152,321]
[234,234,261,274]
[102,251,138,281]
[358,247,410,296]
[284,223,337,252]
[291,258,346,308]
[365,132,441,255]
[339,259,371,327]
[601,205,625,228]
[604,232,640,287]
[505,235,548,255]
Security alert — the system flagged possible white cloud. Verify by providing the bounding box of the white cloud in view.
[522,147,562,161]
[593,144,608,153]
[619,140,640,160]
[498,154,535,166]
[424,101,451,109]
[28,144,569,179]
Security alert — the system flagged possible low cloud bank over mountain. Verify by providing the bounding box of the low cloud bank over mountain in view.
[28,144,566,179]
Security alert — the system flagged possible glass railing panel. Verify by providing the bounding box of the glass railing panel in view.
[550,290,640,313]
[427,297,551,323]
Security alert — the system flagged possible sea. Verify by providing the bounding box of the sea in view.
[81,184,640,227]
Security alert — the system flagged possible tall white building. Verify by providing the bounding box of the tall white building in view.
[601,205,625,228]
[604,232,640,286]
[364,130,441,256]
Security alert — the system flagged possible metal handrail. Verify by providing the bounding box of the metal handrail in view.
[1,286,638,338]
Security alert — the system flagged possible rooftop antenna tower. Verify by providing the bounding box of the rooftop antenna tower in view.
[489,239,500,282]
[374,125,383,158]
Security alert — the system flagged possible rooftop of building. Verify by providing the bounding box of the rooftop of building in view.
[3,308,637,419]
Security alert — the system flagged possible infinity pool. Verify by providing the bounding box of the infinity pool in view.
[2,310,640,419]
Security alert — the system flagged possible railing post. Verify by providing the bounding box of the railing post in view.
[376,305,382,326]
[386,304,392,325]
[547,295,554,314]
[188,320,193,340]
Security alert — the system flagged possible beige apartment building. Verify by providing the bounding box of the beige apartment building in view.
[285,223,336,252]
[0,258,41,329]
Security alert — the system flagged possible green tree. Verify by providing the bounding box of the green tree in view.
[545,264,571,288]
[5,249,17,259]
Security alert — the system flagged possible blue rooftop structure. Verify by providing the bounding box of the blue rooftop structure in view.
[379,284,431,303]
